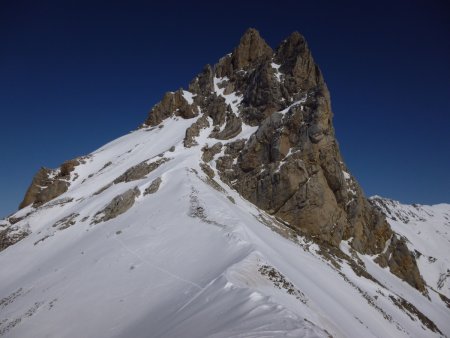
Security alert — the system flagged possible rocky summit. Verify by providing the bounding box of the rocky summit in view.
[145,28,416,284]
[1,29,449,337]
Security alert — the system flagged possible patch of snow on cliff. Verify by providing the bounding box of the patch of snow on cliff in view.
[213,76,243,115]
[271,62,282,81]
[182,90,195,105]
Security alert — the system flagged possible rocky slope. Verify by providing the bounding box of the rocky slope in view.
[1,29,449,337]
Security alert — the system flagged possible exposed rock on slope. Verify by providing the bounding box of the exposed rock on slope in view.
[19,167,69,209]
[0,225,29,252]
[92,187,140,224]
[113,157,170,184]
[19,158,85,209]
[375,235,426,292]
[143,177,162,195]
[145,89,198,126]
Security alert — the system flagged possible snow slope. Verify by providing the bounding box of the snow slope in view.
[1,116,449,337]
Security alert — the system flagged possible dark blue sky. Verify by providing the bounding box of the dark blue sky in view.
[1,0,449,217]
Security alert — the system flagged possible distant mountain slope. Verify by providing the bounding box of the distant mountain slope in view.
[370,196,450,300]
[1,29,448,337]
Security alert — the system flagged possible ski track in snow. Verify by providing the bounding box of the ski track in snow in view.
[114,236,203,290]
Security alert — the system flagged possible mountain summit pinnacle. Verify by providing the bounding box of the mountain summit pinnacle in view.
[275,31,324,89]
[231,28,273,70]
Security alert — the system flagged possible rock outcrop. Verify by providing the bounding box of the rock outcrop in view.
[92,187,140,224]
[184,115,210,148]
[375,235,426,292]
[144,89,198,126]
[113,158,170,184]
[144,177,162,195]
[19,158,84,209]
[0,226,29,252]
[216,28,273,77]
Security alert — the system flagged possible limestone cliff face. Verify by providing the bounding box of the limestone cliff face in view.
[144,28,392,256]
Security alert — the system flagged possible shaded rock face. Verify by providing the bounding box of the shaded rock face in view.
[375,235,426,292]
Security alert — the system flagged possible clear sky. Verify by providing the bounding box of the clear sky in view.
[1,0,449,218]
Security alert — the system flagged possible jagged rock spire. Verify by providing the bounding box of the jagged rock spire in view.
[275,31,308,71]
[275,31,324,91]
[216,28,273,78]
[232,28,273,70]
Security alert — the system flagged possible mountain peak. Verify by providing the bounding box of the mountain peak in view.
[239,27,261,40]
[274,31,323,89]
[287,30,305,43]
[231,28,273,70]
[3,30,448,337]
